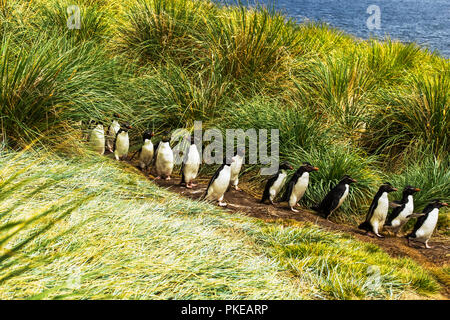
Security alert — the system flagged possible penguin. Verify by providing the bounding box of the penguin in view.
[384,185,421,235]
[230,147,245,191]
[358,183,398,238]
[106,113,121,153]
[406,200,448,249]
[113,123,132,161]
[280,163,319,212]
[154,131,174,180]
[201,156,235,207]
[180,135,201,188]
[260,161,294,205]
[312,175,357,219]
[89,121,105,155]
[136,130,154,172]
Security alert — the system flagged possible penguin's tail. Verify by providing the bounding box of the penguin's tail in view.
[358,221,371,231]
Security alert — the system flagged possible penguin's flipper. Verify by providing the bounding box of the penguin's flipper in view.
[281,177,295,203]
[112,130,121,152]
[389,201,402,208]
[152,141,161,166]
[261,172,279,203]
[406,213,425,219]
[363,196,379,224]
[386,202,405,225]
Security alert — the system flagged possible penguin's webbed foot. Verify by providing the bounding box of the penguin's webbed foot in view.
[218,201,227,207]
[165,176,171,181]
[290,207,299,213]
[154,176,161,180]
[375,233,384,238]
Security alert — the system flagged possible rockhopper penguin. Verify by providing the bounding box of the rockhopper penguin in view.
[89,121,105,155]
[281,163,319,212]
[154,131,174,180]
[312,175,357,219]
[137,130,154,172]
[260,161,294,205]
[230,147,245,191]
[406,200,447,249]
[113,123,132,161]
[201,156,235,207]
[106,113,121,153]
[180,135,201,188]
[358,182,398,238]
[385,185,421,235]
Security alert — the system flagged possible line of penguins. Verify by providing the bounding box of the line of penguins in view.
[88,115,447,250]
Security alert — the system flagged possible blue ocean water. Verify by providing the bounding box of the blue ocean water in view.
[219,0,450,57]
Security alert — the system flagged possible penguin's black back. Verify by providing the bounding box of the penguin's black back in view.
[313,182,347,217]
[358,189,383,231]
[280,171,302,202]
[260,172,281,203]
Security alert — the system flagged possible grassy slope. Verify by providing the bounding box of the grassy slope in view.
[0,151,441,299]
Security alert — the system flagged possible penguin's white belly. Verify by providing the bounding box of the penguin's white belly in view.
[289,173,309,207]
[336,184,349,210]
[156,144,174,176]
[139,143,154,167]
[391,196,414,228]
[415,209,439,241]
[230,156,243,182]
[183,147,200,182]
[106,121,120,150]
[269,173,287,200]
[115,133,129,158]
[370,193,389,227]
[90,128,105,155]
[207,167,231,200]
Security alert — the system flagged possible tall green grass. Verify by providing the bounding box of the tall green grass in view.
[1,0,448,224]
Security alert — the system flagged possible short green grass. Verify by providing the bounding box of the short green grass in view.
[0,151,442,299]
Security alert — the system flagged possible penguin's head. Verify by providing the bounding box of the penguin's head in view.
[223,155,235,166]
[161,130,171,143]
[429,199,448,209]
[380,182,397,193]
[300,162,319,172]
[341,175,357,184]
[112,113,120,119]
[121,123,132,132]
[143,130,154,141]
[236,147,246,157]
[403,185,421,195]
[279,161,294,170]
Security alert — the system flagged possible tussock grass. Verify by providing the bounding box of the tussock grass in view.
[0,153,440,299]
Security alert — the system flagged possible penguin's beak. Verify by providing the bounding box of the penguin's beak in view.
[313,166,319,171]
[392,187,398,192]
[351,178,357,183]
[414,188,421,192]
[289,165,294,170]
[442,203,448,207]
